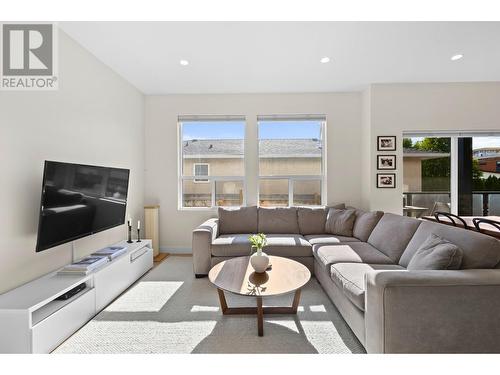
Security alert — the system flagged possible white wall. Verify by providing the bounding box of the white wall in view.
[361,88,372,209]
[144,93,363,252]
[367,82,500,214]
[0,30,144,293]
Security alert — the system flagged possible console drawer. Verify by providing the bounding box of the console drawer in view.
[94,254,131,311]
[129,247,153,280]
[31,288,95,353]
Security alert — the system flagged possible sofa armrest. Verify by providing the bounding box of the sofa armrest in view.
[192,218,218,276]
[365,269,500,353]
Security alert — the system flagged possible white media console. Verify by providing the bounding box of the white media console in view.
[0,240,153,353]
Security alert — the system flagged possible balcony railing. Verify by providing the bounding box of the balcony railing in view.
[403,191,500,216]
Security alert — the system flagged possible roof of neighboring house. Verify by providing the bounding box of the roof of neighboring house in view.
[183,139,322,158]
[403,148,450,159]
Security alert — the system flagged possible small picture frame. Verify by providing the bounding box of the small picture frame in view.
[377,173,396,188]
[377,136,396,151]
[377,155,396,170]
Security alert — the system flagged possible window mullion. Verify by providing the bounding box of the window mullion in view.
[211,179,216,208]
[450,137,459,215]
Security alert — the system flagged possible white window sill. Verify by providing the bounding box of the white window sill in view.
[178,207,218,212]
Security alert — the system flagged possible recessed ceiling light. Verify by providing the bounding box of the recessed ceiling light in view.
[451,54,463,61]
[180,59,189,66]
[320,57,330,64]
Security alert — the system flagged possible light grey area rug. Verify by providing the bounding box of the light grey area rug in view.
[54,256,365,354]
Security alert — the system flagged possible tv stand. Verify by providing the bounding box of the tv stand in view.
[0,240,153,353]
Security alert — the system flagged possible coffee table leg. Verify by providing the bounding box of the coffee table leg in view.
[217,288,228,314]
[291,289,301,314]
[257,296,263,337]
[215,288,302,337]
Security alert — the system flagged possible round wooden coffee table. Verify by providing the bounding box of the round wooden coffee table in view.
[208,256,311,337]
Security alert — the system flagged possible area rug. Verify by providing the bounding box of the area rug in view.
[54,256,365,354]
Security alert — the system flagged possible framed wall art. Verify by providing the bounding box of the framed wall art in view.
[377,136,396,151]
[377,173,396,188]
[377,154,396,170]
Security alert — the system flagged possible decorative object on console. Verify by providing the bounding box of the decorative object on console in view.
[58,255,109,275]
[377,136,396,151]
[137,220,141,242]
[377,154,396,170]
[92,246,127,260]
[248,233,269,273]
[377,173,396,188]
[127,216,133,243]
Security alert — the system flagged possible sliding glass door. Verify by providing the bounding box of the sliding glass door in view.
[471,136,500,216]
[403,137,451,217]
[403,133,500,217]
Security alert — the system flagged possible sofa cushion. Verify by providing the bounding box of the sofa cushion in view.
[325,208,356,236]
[399,220,500,269]
[211,234,311,257]
[367,213,421,262]
[218,206,258,234]
[352,209,384,242]
[297,207,327,235]
[407,233,463,270]
[258,207,300,234]
[313,243,394,272]
[330,263,405,311]
[305,234,360,245]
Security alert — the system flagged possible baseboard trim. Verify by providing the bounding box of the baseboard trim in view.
[160,246,192,255]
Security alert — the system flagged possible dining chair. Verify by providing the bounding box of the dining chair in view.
[434,211,469,229]
[472,218,500,233]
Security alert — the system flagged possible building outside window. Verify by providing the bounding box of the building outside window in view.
[179,116,245,208]
[258,116,326,207]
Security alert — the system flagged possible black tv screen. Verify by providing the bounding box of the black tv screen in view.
[36,161,130,252]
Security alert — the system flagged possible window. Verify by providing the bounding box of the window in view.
[403,133,500,217]
[193,163,209,183]
[403,136,451,217]
[179,116,245,208]
[258,116,325,207]
[470,136,500,216]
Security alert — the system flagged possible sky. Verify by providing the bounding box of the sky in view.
[409,136,500,149]
[182,121,322,140]
[182,122,499,148]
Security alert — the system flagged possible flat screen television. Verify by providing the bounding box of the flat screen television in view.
[35,161,130,252]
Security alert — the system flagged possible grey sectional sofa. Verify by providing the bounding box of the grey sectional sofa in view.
[192,204,500,353]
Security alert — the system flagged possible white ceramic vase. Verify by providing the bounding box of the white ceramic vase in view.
[250,251,270,273]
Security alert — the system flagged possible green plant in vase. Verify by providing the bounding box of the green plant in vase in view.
[248,233,269,273]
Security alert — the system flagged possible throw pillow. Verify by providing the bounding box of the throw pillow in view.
[324,208,356,237]
[218,206,258,234]
[352,209,384,242]
[297,207,327,235]
[258,207,300,234]
[407,233,463,270]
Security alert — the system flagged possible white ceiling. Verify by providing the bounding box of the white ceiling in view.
[59,22,500,95]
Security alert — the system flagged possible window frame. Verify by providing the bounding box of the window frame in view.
[257,117,327,207]
[178,118,246,210]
